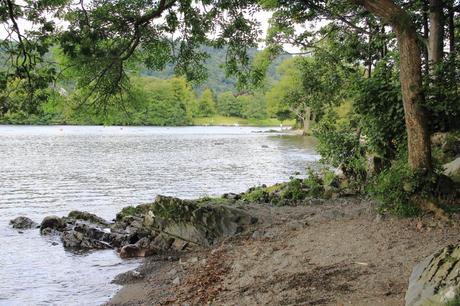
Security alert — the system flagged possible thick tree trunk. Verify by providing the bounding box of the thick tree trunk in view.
[397,28,432,171]
[356,0,432,171]
[428,0,444,65]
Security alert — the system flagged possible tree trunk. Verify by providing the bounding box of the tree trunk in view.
[428,0,444,65]
[302,106,311,135]
[356,0,432,171]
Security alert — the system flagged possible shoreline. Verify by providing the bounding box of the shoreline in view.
[105,198,460,305]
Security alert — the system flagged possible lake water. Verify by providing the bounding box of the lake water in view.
[0,125,319,305]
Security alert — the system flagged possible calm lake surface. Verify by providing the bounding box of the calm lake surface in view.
[0,125,318,305]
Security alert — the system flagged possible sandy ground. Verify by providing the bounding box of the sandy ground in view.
[107,198,460,306]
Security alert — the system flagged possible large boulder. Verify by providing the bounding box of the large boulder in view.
[405,244,460,306]
[145,195,257,246]
[9,216,37,229]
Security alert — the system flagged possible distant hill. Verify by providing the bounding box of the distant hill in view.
[0,43,290,95]
[142,46,290,94]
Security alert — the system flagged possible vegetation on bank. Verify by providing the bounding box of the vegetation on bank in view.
[0,74,294,126]
[192,115,294,127]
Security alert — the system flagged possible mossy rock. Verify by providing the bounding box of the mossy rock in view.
[406,244,460,306]
[143,195,257,246]
[67,211,109,226]
[116,204,151,221]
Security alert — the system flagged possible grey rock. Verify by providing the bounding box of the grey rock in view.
[252,230,264,240]
[374,213,386,223]
[443,157,460,178]
[40,216,66,234]
[10,216,37,229]
[60,223,112,249]
[119,244,142,258]
[172,276,181,285]
[405,244,460,306]
[287,221,304,231]
[167,268,177,276]
[148,195,257,246]
[67,210,110,226]
[366,154,384,176]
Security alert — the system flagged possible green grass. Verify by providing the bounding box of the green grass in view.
[192,115,295,127]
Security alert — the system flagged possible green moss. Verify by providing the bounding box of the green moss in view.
[444,293,460,306]
[243,186,270,202]
[67,210,108,225]
[116,204,150,221]
[148,196,199,223]
[196,196,231,205]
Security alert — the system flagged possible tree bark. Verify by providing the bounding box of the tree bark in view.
[428,0,444,65]
[355,0,432,171]
[303,106,311,135]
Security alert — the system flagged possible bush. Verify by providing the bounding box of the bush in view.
[280,178,309,201]
[354,61,406,160]
[313,113,367,185]
[366,154,443,217]
[303,170,325,198]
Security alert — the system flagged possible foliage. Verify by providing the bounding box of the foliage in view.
[131,76,194,125]
[195,88,216,117]
[266,54,346,131]
[0,0,65,114]
[313,113,367,184]
[0,76,197,126]
[265,57,301,121]
[144,46,290,95]
[302,170,325,198]
[354,60,406,160]
[424,55,460,132]
[279,178,309,201]
[366,155,444,217]
[216,91,242,117]
[238,93,268,119]
[192,115,294,127]
[242,173,327,206]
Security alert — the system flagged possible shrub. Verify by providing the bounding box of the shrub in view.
[313,113,367,185]
[303,170,325,198]
[366,154,443,217]
[280,178,308,201]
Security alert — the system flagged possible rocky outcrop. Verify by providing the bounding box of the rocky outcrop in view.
[405,244,460,306]
[35,195,257,258]
[9,216,37,229]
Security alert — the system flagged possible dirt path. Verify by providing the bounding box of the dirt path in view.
[108,198,460,306]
